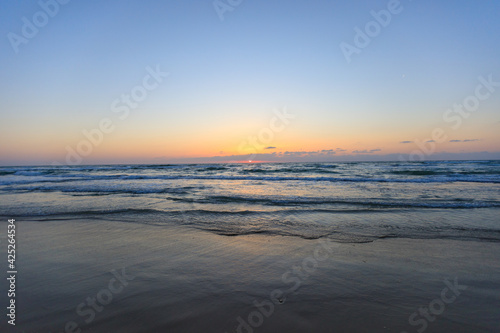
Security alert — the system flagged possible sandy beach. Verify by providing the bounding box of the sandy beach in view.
[3,0,500,331]
[1,218,498,333]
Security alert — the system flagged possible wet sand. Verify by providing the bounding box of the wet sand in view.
[1,218,499,332]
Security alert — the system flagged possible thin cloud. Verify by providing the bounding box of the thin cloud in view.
[352,149,381,154]
[320,149,336,155]
[282,150,336,157]
[264,146,276,150]
[449,139,480,143]
[400,141,413,144]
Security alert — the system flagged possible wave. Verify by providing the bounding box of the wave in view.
[0,184,192,195]
[391,170,446,176]
[240,167,340,174]
[391,169,500,176]
[12,181,490,208]
[5,206,500,243]
[101,174,500,184]
[456,170,500,175]
[188,222,500,243]
[168,195,500,209]
[2,173,498,186]
[198,229,500,242]
[18,208,163,218]
[0,207,346,218]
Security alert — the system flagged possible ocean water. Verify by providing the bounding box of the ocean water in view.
[1,160,499,243]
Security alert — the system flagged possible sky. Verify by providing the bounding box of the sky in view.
[1,0,499,165]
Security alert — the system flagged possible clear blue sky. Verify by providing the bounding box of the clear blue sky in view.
[1,0,499,165]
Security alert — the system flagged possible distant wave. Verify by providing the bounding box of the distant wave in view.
[2,174,499,187]
[240,167,340,174]
[391,169,500,176]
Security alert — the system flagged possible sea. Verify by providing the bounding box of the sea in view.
[1,160,499,243]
